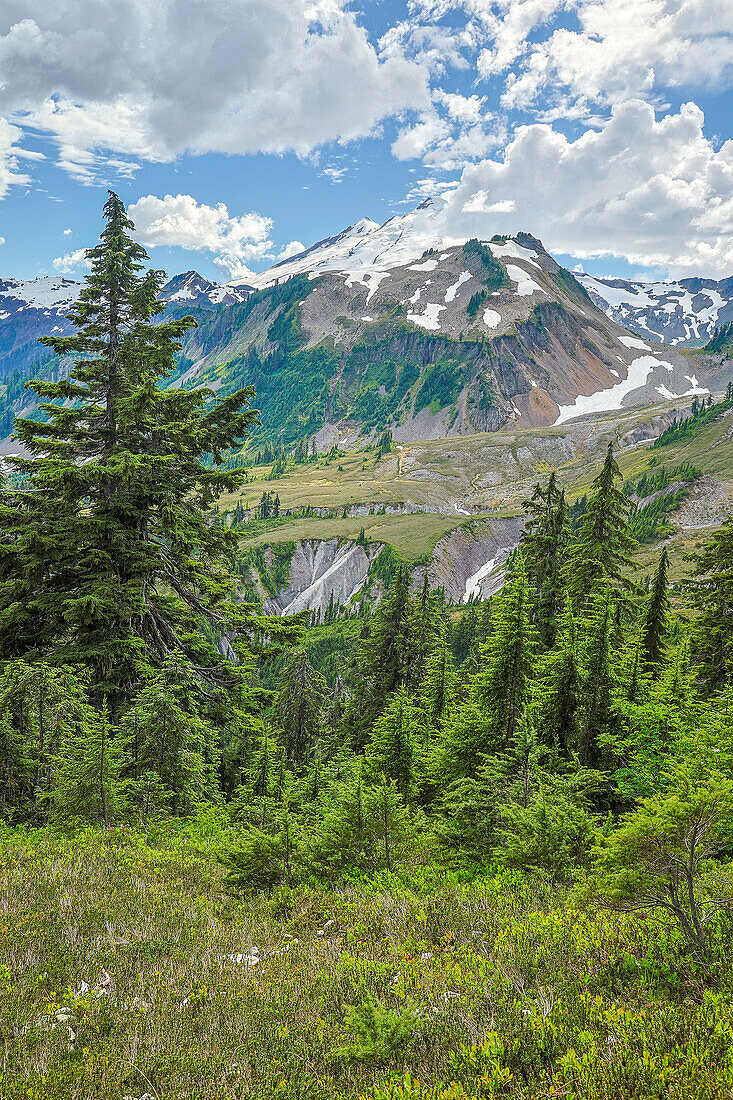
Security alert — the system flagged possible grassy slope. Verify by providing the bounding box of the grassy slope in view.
[230,398,733,575]
[2,826,732,1100]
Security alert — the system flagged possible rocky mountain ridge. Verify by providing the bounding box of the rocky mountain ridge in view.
[577,272,733,346]
[1,199,726,449]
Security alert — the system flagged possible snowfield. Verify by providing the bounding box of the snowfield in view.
[407,303,446,331]
[554,356,663,424]
[505,265,543,297]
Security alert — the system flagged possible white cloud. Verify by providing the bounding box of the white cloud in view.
[392,91,501,169]
[128,193,274,280]
[53,248,90,273]
[278,241,306,260]
[0,0,429,181]
[501,0,733,114]
[0,117,33,198]
[63,227,72,235]
[437,100,733,276]
[408,0,733,120]
[322,166,348,183]
[0,236,5,246]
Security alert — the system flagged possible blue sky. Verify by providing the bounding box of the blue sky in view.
[1,0,732,284]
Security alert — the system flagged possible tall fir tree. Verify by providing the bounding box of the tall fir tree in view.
[2,192,270,709]
[535,597,581,757]
[366,686,425,797]
[522,472,569,647]
[688,517,733,691]
[566,443,636,605]
[421,628,458,733]
[472,552,536,747]
[343,565,416,743]
[578,582,617,769]
[639,546,671,675]
[51,703,128,826]
[276,647,327,765]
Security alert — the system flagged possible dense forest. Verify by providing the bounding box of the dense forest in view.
[1,195,732,1100]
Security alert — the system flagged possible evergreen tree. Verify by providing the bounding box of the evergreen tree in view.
[639,546,671,674]
[421,629,458,732]
[366,686,425,797]
[522,472,569,647]
[566,443,636,605]
[51,703,128,826]
[578,583,617,769]
[0,661,93,819]
[276,648,327,765]
[3,192,261,709]
[688,516,733,691]
[472,553,536,747]
[344,566,416,742]
[535,597,581,756]
[120,660,219,815]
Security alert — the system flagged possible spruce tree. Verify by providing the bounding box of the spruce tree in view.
[688,516,733,691]
[522,472,569,647]
[639,546,670,674]
[472,553,536,747]
[566,443,636,605]
[3,192,261,709]
[276,647,327,765]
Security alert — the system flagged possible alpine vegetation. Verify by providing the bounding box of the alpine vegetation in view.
[1,196,732,1100]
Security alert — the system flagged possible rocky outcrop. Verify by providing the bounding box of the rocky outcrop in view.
[263,539,379,618]
[420,516,526,603]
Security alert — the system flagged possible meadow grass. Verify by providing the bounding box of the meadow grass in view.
[1,823,732,1099]
[238,512,467,560]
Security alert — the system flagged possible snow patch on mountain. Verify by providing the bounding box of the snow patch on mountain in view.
[445,272,472,303]
[238,198,466,293]
[555,356,661,424]
[577,272,733,346]
[505,265,543,297]
[489,240,541,269]
[407,303,445,331]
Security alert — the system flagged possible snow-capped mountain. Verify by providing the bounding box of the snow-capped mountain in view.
[577,273,733,346]
[1,198,728,451]
[0,277,80,378]
[233,197,466,295]
[159,271,252,309]
[0,271,249,379]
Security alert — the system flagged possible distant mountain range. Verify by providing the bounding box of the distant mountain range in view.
[1,198,730,451]
[576,272,733,345]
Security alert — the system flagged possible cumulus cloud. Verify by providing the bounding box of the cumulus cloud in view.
[392,91,501,168]
[409,0,733,119]
[278,241,306,260]
[128,193,274,280]
[62,227,71,235]
[500,0,733,114]
[437,100,733,276]
[0,0,429,181]
[53,247,90,273]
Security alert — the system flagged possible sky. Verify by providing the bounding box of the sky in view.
[0,0,732,284]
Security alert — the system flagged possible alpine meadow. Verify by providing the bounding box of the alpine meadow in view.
[3,2,733,1097]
